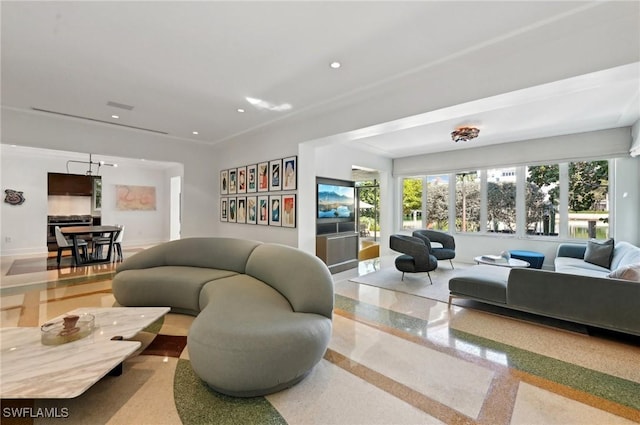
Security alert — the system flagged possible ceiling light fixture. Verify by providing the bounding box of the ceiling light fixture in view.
[237,108,245,113]
[451,126,480,142]
[192,131,199,135]
[330,61,341,69]
[111,115,119,119]
[245,97,291,112]
[66,153,118,175]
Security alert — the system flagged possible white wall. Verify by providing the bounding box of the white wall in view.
[1,151,51,255]
[0,144,178,255]
[99,163,172,248]
[632,119,640,157]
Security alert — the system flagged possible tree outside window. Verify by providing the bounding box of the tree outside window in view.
[455,171,480,232]
[487,168,516,233]
[568,160,609,239]
[426,175,449,230]
[402,177,423,230]
[527,164,559,236]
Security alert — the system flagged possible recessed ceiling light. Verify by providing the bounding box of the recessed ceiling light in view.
[192,131,199,135]
[330,61,341,69]
[111,115,119,119]
[237,108,245,113]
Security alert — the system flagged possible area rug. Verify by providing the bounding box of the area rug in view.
[348,265,461,304]
[349,266,589,334]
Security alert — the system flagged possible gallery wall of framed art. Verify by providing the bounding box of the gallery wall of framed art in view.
[220,156,297,228]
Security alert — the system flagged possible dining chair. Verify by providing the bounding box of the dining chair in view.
[93,225,125,261]
[54,226,89,266]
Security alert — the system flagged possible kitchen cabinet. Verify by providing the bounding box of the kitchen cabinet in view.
[48,173,93,196]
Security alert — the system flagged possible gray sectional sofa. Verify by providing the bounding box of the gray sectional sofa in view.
[112,237,334,397]
[449,241,640,336]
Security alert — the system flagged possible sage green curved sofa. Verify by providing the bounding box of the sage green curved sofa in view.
[112,237,334,397]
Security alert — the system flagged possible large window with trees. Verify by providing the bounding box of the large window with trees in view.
[408,159,611,240]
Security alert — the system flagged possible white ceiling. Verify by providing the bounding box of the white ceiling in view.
[1,1,639,159]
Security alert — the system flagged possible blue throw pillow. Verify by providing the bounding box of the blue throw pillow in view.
[584,238,614,269]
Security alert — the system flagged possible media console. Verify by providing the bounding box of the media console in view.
[316,232,358,274]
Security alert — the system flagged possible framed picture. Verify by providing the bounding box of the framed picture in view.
[282,194,296,228]
[257,195,269,225]
[220,170,228,195]
[237,166,247,194]
[247,164,257,193]
[282,156,297,191]
[246,196,257,224]
[269,195,281,226]
[220,198,228,222]
[269,159,282,191]
[236,196,246,223]
[228,197,237,223]
[257,162,269,192]
[228,169,237,194]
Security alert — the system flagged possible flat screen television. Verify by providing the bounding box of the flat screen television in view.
[317,179,355,222]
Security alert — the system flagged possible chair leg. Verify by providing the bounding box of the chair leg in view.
[449,259,454,269]
[401,272,405,281]
[82,246,89,262]
[56,249,62,266]
[427,272,433,285]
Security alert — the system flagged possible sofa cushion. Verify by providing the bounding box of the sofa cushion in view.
[584,238,614,268]
[245,244,334,319]
[191,274,332,396]
[554,257,610,277]
[448,265,509,304]
[116,237,261,273]
[608,263,640,282]
[610,241,640,270]
[113,266,237,314]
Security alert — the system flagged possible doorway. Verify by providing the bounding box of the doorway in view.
[170,176,181,240]
[353,167,380,260]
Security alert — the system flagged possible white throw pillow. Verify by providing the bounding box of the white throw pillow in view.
[608,263,640,282]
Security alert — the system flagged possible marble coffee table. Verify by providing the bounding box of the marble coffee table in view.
[0,306,170,399]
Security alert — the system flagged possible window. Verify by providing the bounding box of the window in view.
[426,174,449,231]
[402,159,611,240]
[455,171,480,232]
[402,177,423,230]
[526,164,559,236]
[487,168,517,233]
[568,160,609,239]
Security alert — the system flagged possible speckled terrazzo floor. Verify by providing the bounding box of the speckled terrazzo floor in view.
[1,253,639,425]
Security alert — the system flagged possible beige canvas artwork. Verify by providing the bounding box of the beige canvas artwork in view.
[116,185,156,211]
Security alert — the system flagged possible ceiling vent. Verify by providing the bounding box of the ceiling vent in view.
[31,107,168,135]
[106,101,134,110]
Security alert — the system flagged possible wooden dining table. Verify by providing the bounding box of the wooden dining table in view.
[61,225,121,265]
